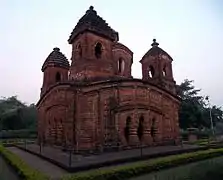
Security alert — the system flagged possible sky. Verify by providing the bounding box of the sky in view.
[0,0,223,106]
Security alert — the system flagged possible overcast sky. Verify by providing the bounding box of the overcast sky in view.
[0,0,222,106]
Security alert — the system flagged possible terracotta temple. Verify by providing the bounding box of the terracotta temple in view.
[37,6,181,152]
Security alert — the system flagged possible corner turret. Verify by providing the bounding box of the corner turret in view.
[41,47,70,96]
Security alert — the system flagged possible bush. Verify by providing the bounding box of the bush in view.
[0,139,35,147]
[0,129,37,139]
[61,148,223,180]
[0,145,49,180]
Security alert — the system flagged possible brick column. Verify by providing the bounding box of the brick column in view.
[142,121,153,145]
[129,112,139,146]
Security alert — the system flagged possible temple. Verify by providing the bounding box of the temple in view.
[36,6,181,152]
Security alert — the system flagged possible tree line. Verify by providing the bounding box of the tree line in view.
[0,96,37,130]
[0,79,222,132]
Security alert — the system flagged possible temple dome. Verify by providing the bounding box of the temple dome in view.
[41,47,70,71]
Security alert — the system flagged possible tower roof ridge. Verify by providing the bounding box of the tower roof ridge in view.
[141,39,172,61]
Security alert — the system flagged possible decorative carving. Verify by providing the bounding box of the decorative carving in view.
[37,6,180,151]
[150,90,161,105]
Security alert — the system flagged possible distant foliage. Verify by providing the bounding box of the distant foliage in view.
[0,96,37,131]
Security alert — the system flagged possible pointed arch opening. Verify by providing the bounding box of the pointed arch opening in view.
[137,115,144,141]
[118,58,125,74]
[55,72,61,82]
[95,42,102,59]
[77,44,82,58]
[125,116,131,143]
[162,65,167,77]
[148,65,155,78]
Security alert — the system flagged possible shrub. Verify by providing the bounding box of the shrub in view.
[0,129,37,139]
[0,139,35,147]
[61,148,223,180]
[0,145,49,180]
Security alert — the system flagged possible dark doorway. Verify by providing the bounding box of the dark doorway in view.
[125,116,131,143]
[137,116,144,141]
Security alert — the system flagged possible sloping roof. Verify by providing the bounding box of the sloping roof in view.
[41,47,70,71]
[141,39,173,61]
[68,6,119,44]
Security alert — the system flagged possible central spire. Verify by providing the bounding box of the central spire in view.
[68,6,119,44]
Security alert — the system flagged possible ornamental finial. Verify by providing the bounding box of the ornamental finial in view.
[53,47,60,51]
[151,39,159,47]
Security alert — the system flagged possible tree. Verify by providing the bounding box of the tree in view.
[177,79,223,130]
[0,96,37,130]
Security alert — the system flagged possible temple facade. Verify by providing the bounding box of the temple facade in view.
[37,6,181,152]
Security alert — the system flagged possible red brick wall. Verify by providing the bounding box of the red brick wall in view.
[69,32,134,81]
[37,81,180,151]
[69,32,116,80]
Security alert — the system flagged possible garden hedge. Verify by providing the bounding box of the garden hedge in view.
[62,148,223,180]
[0,139,35,147]
[0,129,37,139]
[0,145,49,180]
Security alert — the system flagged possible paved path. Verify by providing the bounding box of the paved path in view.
[18,144,198,169]
[7,147,67,180]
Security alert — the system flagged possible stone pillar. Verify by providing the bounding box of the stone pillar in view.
[155,116,162,143]
[143,121,153,145]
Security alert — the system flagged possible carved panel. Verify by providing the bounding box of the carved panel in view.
[136,88,147,101]
[150,90,162,107]
[162,96,172,112]
[119,89,134,102]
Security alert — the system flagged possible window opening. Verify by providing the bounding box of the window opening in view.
[95,42,102,59]
[118,58,125,74]
[56,72,61,82]
[148,66,155,78]
[162,66,167,77]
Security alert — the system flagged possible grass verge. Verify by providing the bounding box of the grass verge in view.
[61,148,223,180]
[0,144,49,180]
